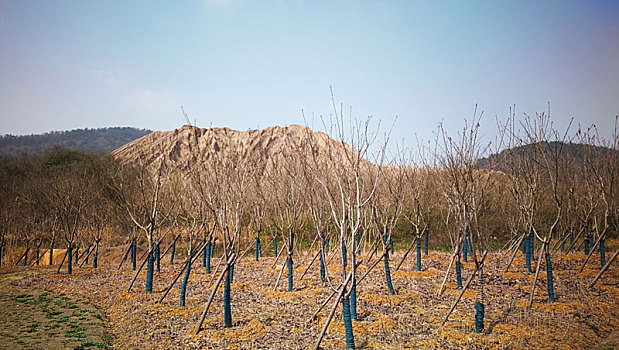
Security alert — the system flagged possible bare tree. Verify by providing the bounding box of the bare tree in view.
[435,109,493,331]
[110,157,174,292]
[578,117,619,285]
[194,130,256,331]
[306,90,387,350]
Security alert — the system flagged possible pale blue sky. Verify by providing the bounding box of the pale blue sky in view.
[1,0,618,148]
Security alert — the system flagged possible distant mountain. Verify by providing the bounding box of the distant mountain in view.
[0,127,152,155]
[476,141,618,170]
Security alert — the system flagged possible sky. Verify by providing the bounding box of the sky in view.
[1,0,618,150]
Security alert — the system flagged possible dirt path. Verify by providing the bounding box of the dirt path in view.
[0,268,111,350]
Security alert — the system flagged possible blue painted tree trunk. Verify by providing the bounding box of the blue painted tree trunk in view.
[205,242,211,274]
[424,228,429,255]
[545,251,555,303]
[384,252,395,295]
[67,246,72,275]
[255,236,260,261]
[350,278,357,321]
[342,297,356,349]
[131,241,136,270]
[291,232,295,250]
[229,263,235,283]
[522,234,526,254]
[474,301,485,333]
[325,237,329,255]
[525,236,532,272]
[319,248,325,282]
[155,243,160,273]
[569,232,574,252]
[342,243,347,269]
[224,267,232,328]
[170,241,175,264]
[179,259,191,306]
[529,232,534,267]
[287,256,293,292]
[49,247,54,266]
[390,238,394,255]
[463,237,468,262]
[600,238,606,267]
[273,238,278,256]
[456,258,463,289]
[416,238,422,271]
[210,242,215,257]
[584,236,590,256]
[93,253,98,269]
[145,252,154,293]
[561,238,565,252]
[202,242,207,267]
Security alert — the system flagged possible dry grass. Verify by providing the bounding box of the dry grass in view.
[4,245,617,349]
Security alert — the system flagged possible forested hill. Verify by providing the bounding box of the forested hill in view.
[0,127,152,155]
[476,141,618,170]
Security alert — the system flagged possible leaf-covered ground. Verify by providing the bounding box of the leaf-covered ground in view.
[3,243,618,349]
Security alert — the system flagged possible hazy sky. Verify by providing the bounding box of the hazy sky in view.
[1,0,618,148]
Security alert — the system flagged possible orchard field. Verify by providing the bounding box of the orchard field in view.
[1,114,618,349]
[1,239,618,350]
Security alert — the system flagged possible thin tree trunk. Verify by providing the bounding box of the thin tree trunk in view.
[77,243,93,264]
[395,236,418,272]
[527,242,547,309]
[578,232,606,273]
[503,233,527,274]
[299,249,321,281]
[564,230,584,254]
[271,245,285,269]
[299,234,319,266]
[31,243,45,266]
[48,240,55,266]
[588,249,619,288]
[308,256,380,325]
[79,245,96,268]
[128,253,150,292]
[551,232,570,254]
[160,234,181,260]
[274,255,288,289]
[313,270,354,350]
[195,253,236,334]
[442,251,488,325]
[15,247,29,266]
[118,242,133,270]
[56,250,68,274]
[207,253,227,288]
[437,252,456,296]
[158,241,206,303]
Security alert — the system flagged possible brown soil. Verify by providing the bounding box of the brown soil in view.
[3,246,618,349]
